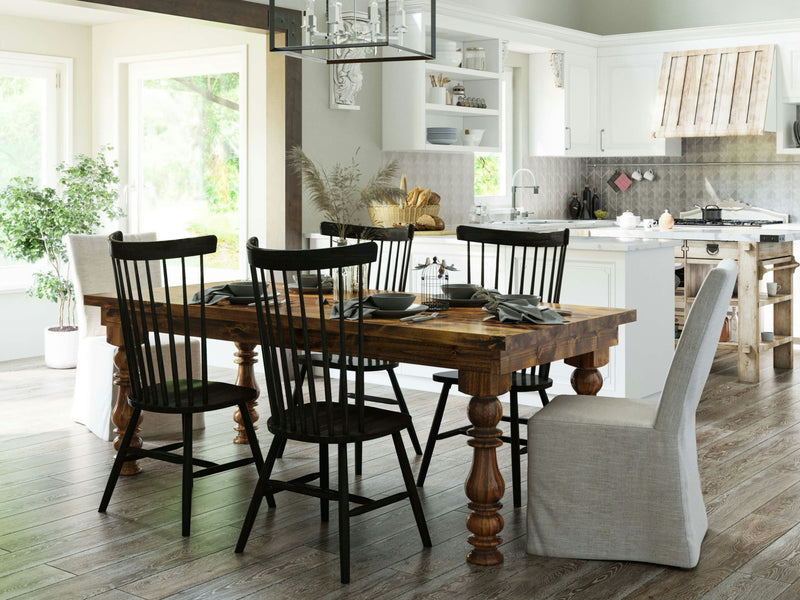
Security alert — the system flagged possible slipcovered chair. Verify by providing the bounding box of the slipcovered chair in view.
[67,233,203,441]
[526,259,737,568]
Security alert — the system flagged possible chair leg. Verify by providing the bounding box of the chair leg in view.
[355,441,362,477]
[337,443,351,584]
[274,437,288,459]
[238,402,274,507]
[416,381,452,487]
[510,391,522,509]
[320,443,329,522]
[236,435,282,553]
[387,368,422,455]
[392,432,432,548]
[538,388,550,406]
[99,407,141,513]
[181,413,193,536]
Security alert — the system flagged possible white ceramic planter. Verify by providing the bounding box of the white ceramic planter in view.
[44,326,79,369]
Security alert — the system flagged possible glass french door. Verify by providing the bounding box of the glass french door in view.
[128,49,246,280]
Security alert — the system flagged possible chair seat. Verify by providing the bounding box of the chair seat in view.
[130,381,257,414]
[432,369,552,392]
[268,403,412,444]
[311,353,399,372]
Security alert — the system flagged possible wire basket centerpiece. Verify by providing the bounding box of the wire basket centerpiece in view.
[414,256,457,311]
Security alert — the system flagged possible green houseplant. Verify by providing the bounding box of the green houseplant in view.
[0,145,122,367]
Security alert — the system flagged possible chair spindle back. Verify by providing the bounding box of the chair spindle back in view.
[108,231,216,409]
[247,238,379,438]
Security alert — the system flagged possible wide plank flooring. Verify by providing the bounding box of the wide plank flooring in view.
[1,348,800,599]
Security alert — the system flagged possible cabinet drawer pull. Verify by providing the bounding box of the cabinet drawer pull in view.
[706,244,719,256]
[565,126,571,151]
[600,129,605,152]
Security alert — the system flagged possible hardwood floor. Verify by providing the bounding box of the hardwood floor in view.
[2,348,800,599]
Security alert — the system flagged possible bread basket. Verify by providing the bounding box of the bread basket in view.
[367,204,440,227]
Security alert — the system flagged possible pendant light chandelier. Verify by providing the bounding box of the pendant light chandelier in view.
[269,0,436,64]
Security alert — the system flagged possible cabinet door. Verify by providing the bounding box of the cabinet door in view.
[778,43,800,99]
[598,52,680,157]
[564,53,597,156]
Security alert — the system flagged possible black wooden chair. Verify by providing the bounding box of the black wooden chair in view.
[285,221,420,475]
[98,232,265,536]
[236,238,431,584]
[416,225,570,508]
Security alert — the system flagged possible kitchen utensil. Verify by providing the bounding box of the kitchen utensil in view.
[631,169,643,181]
[372,303,428,318]
[659,209,674,230]
[766,282,781,297]
[694,204,722,222]
[441,283,478,299]
[761,331,774,342]
[428,87,447,104]
[371,292,416,310]
[618,211,638,229]
[402,312,449,323]
[643,169,655,181]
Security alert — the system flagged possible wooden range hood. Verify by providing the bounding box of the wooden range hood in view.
[653,45,775,138]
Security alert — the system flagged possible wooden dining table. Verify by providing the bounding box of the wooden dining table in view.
[84,288,635,567]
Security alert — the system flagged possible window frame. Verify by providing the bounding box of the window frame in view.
[0,51,72,293]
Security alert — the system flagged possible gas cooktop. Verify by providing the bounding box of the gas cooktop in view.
[673,218,783,227]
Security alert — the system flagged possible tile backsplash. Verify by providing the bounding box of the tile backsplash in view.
[588,134,800,222]
[385,134,800,228]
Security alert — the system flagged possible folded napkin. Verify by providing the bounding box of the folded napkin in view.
[189,281,265,305]
[329,296,380,320]
[482,294,564,325]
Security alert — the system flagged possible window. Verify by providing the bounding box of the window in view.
[128,48,246,281]
[0,52,70,290]
[474,68,512,198]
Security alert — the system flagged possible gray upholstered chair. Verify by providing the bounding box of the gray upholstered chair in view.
[67,233,203,440]
[526,258,737,568]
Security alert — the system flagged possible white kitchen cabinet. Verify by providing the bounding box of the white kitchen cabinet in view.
[382,37,503,153]
[597,52,681,157]
[529,50,597,156]
[776,43,800,155]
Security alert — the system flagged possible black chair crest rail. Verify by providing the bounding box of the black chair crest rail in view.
[285,221,421,475]
[417,225,570,509]
[236,238,431,584]
[98,231,264,537]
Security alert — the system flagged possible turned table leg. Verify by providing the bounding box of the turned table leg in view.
[459,371,510,566]
[111,346,142,475]
[565,349,609,395]
[233,342,260,444]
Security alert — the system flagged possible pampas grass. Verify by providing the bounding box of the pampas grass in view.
[289,146,404,239]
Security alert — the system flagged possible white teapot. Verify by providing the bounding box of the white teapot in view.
[618,211,637,230]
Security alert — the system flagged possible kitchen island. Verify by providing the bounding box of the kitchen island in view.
[310,230,679,401]
[588,225,800,383]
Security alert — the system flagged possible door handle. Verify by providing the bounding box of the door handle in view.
[600,128,605,152]
[565,126,571,151]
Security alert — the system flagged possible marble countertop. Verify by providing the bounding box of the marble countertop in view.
[586,224,800,242]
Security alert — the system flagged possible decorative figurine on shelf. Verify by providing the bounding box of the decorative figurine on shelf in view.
[414,256,457,311]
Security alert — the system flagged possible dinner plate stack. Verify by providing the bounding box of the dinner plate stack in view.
[426,127,458,145]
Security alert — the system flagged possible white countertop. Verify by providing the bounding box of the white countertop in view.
[586,224,800,243]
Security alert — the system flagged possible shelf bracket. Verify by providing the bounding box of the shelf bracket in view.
[549,51,564,89]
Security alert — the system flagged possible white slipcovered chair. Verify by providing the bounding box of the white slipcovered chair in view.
[67,233,204,441]
[526,258,737,568]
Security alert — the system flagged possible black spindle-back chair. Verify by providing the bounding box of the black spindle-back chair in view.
[98,232,264,537]
[303,222,421,473]
[236,238,431,584]
[417,225,570,508]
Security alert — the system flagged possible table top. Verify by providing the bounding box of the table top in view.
[84,288,636,386]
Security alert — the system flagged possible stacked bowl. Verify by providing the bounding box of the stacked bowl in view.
[427,127,458,145]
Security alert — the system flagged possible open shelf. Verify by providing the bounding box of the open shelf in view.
[425,103,499,117]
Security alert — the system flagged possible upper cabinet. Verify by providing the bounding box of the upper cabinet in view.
[597,52,681,157]
[382,36,503,153]
[529,50,597,156]
[653,45,775,138]
[776,43,800,155]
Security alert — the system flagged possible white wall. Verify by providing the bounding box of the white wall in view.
[0,15,92,361]
[577,0,800,34]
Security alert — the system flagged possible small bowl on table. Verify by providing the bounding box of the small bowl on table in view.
[298,272,322,288]
[441,283,478,299]
[371,292,416,311]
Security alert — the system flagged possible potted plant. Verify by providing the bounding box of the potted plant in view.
[288,146,404,242]
[0,145,122,368]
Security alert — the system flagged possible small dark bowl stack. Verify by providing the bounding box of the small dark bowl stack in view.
[371,292,416,311]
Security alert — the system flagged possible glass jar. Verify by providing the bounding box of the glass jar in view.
[464,47,486,71]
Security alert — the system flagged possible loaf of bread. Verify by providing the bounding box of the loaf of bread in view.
[415,214,436,229]
[428,192,441,205]
[416,188,431,207]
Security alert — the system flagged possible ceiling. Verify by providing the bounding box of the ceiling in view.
[0,0,139,26]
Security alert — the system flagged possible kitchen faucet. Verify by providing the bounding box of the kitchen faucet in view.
[510,168,539,220]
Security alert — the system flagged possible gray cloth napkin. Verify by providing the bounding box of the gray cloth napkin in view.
[482,295,564,325]
[189,281,264,305]
[329,296,380,320]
